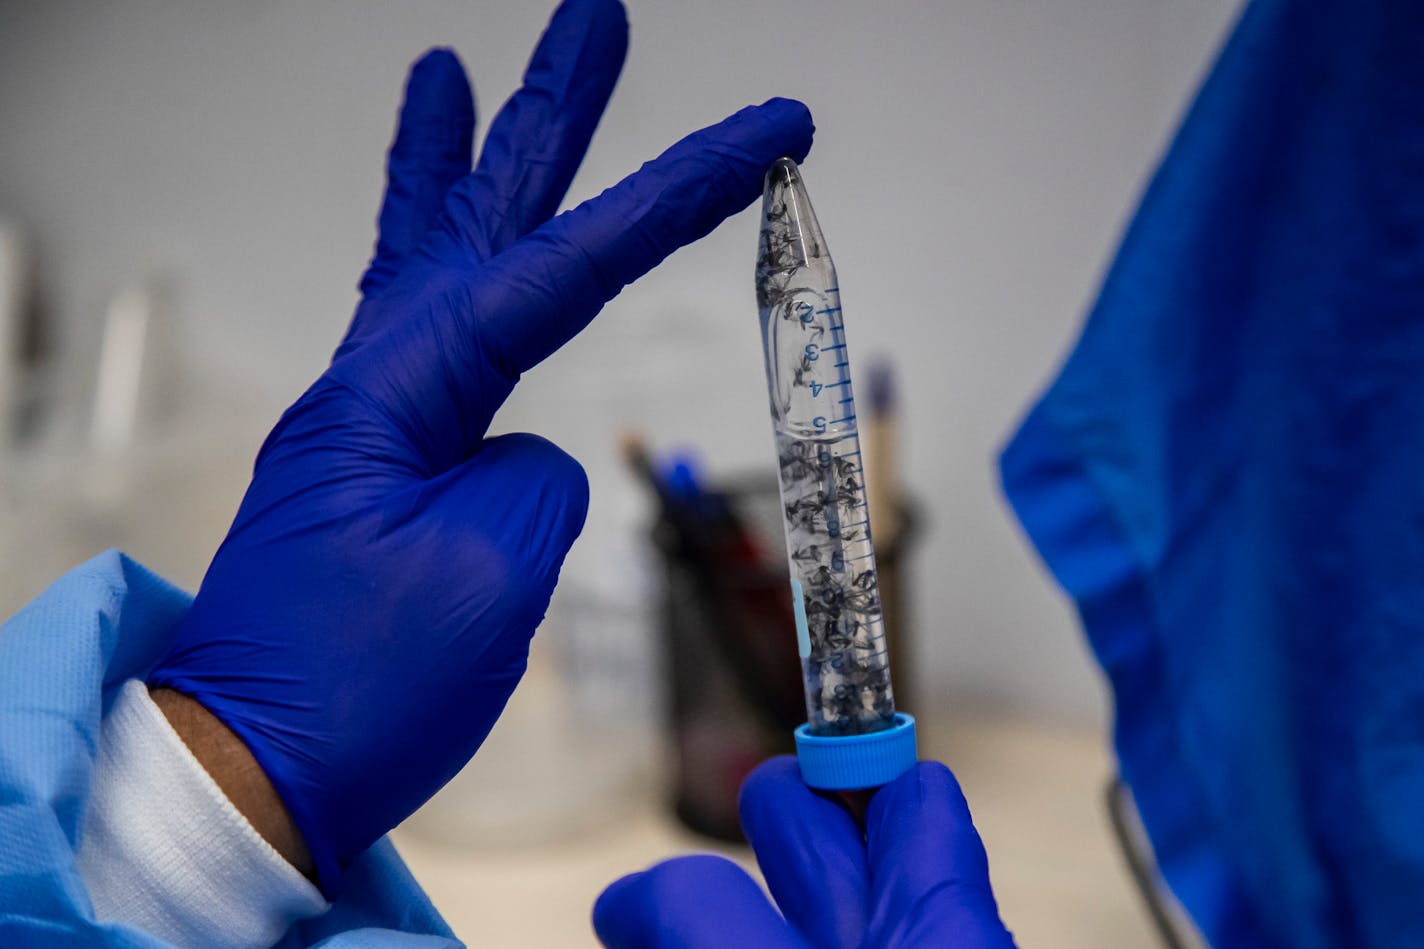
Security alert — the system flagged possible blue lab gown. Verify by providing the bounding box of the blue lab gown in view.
[1001,0,1424,946]
[0,551,461,948]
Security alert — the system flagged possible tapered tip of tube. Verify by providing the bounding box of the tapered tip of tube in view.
[766,156,800,189]
[759,156,828,272]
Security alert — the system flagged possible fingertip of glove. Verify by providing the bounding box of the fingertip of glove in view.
[409,47,467,88]
[757,96,813,127]
[404,48,474,119]
[864,760,988,867]
[644,854,755,894]
[598,855,748,904]
[540,0,630,74]
[913,758,964,791]
[593,857,754,946]
[739,755,803,812]
[752,97,815,163]
[872,759,969,814]
[666,98,811,192]
[593,869,643,931]
[412,46,460,68]
[476,433,591,537]
[742,754,888,863]
[558,0,630,36]
[917,760,975,814]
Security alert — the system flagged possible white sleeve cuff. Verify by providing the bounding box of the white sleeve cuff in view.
[78,679,328,948]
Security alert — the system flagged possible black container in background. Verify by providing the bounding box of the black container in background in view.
[654,474,918,842]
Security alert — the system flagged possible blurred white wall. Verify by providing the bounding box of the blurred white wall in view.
[0,0,1244,723]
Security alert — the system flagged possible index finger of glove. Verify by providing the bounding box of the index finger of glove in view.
[329,98,811,471]
[864,762,1016,947]
[738,756,869,948]
[471,96,813,376]
[593,855,811,949]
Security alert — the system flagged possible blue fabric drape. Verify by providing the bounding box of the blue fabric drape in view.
[1001,1,1424,946]
[0,551,460,948]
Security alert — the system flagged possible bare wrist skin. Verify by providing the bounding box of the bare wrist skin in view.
[149,687,315,877]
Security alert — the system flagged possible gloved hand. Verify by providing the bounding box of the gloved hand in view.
[147,0,813,893]
[593,757,1017,948]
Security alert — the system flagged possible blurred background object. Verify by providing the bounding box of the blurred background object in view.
[0,218,38,447]
[0,1,1246,945]
[627,438,919,841]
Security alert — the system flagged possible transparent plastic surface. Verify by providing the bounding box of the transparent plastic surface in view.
[756,158,895,736]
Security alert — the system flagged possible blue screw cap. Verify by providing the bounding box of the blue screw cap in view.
[794,713,918,790]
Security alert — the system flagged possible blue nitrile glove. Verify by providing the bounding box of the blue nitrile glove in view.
[147,0,813,894]
[593,757,1016,948]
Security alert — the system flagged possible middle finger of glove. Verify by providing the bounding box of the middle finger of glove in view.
[430,0,628,265]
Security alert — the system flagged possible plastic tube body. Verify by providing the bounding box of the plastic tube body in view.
[756,158,895,736]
